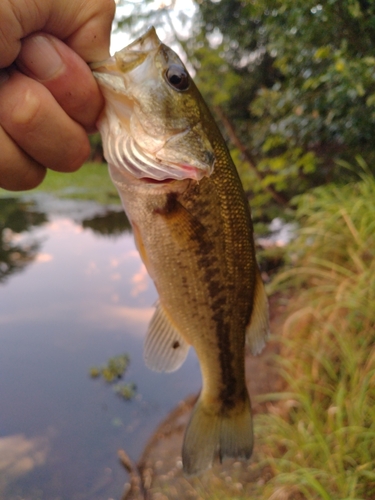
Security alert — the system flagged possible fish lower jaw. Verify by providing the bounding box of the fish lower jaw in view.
[134,176,194,194]
[109,166,193,195]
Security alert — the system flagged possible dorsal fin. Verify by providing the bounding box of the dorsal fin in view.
[246,267,270,355]
[144,301,190,372]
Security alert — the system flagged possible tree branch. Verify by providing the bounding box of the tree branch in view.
[214,106,288,207]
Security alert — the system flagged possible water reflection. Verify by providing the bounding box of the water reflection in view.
[0,195,201,499]
[82,210,131,237]
[0,198,47,283]
[0,196,131,285]
[0,433,51,495]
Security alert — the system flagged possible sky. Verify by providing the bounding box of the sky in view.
[110,0,196,54]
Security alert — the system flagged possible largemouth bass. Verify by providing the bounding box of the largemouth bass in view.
[91,27,269,475]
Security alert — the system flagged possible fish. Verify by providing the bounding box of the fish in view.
[91,27,269,476]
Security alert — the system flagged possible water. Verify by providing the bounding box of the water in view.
[0,194,201,500]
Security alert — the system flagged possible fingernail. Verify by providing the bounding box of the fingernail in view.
[18,35,64,80]
[0,69,9,85]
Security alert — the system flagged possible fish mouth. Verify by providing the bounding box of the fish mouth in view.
[90,27,161,81]
[139,177,175,184]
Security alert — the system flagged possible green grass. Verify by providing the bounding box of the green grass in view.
[256,162,375,499]
[0,162,120,205]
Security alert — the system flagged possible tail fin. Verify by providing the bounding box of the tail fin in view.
[182,396,253,476]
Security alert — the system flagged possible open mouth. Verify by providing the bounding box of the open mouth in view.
[140,177,175,184]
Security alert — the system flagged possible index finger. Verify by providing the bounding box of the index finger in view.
[0,0,115,67]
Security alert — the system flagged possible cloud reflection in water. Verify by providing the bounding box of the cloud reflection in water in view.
[0,432,51,493]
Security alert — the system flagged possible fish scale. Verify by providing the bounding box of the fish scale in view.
[91,26,269,475]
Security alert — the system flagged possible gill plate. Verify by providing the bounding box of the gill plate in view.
[103,129,195,181]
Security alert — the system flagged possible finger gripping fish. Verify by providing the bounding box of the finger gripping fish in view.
[91,27,269,476]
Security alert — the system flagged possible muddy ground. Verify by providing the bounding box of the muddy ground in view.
[119,295,286,500]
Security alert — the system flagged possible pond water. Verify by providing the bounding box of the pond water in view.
[0,194,201,500]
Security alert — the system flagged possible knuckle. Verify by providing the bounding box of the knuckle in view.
[11,87,42,127]
[0,74,44,133]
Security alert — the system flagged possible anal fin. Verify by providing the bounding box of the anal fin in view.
[144,301,190,373]
[246,266,270,355]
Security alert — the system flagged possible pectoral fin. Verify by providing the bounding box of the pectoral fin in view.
[246,267,270,355]
[144,301,190,373]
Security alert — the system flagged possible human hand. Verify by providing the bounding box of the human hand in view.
[0,0,115,191]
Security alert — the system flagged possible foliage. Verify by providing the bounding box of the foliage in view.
[257,164,375,499]
[0,198,46,283]
[90,353,137,401]
[187,0,375,214]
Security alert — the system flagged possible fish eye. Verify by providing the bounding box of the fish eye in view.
[165,64,190,91]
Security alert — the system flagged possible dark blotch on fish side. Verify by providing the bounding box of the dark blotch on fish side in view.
[153,192,179,216]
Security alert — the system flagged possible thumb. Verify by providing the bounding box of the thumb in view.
[16,33,104,132]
